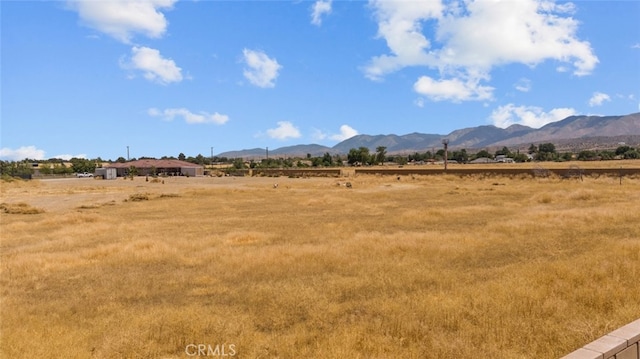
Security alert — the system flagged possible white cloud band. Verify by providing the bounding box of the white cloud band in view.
[148,108,229,125]
[490,104,576,128]
[0,146,46,161]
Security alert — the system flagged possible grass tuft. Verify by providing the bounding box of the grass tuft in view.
[0,202,44,214]
[126,193,150,202]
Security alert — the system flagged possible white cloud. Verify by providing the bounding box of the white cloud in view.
[54,154,88,161]
[311,129,327,141]
[121,46,183,84]
[266,121,301,140]
[242,49,282,88]
[365,0,598,101]
[67,0,176,44]
[434,1,597,75]
[490,104,576,128]
[311,0,332,26]
[330,125,358,141]
[364,0,443,80]
[588,92,611,107]
[0,146,46,161]
[413,75,493,102]
[514,78,532,92]
[148,107,229,125]
[632,43,640,49]
[311,125,358,142]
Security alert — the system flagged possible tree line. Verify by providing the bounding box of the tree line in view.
[2,144,639,177]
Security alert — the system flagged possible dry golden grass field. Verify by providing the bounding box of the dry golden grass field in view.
[1,162,640,358]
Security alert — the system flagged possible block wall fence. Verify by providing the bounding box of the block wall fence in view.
[562,319,640,359]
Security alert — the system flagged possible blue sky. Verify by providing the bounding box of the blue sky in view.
[1,0,639,161]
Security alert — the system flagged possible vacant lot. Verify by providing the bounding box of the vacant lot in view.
[2,165,639,358]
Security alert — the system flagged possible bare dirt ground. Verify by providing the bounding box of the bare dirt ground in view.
[1,175,371,213]
[2,159,638,212]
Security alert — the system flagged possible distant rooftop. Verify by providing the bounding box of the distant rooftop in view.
[106,159,203,168]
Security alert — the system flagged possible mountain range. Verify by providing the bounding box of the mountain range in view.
[219,113,640,158]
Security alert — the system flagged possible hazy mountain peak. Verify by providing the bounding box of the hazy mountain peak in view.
[219,113,640,157]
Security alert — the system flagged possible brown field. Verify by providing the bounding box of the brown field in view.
[2,162,640,358]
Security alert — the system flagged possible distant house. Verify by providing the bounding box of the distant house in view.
[470,157,496,164]
[495,155,515,163]
[106,159,204,177]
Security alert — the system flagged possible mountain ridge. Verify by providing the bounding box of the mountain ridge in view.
[218,113,640,158]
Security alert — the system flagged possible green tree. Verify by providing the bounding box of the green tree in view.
[374,146,387,165]
[559,152,574,162]
[536,143,556,161]
[435,149,446,160]
[512,153,530,162]
[39,164,53,175]
[321,152,334,166]
[334,155,344,166]
[52,163,72,175]
[347,147,371,165]
[394,156,408,165]
[0,161,34,178]
[495,146,512,157]
[70,158,96,173]
[232,159,245,169]
[624,149,639,159]
[615,145,639,159]
[615,146,632,156]
[452,149,469,163]
[178,153,186,161]
[128,166,138,177]
[528,144,538,155]
[599,150,615,160]
[473,150,492,159]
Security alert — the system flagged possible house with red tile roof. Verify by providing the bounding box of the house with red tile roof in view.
[106,159,204,177]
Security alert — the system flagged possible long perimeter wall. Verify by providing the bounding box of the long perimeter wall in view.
[562,319,640,359]
[354,167,640,177]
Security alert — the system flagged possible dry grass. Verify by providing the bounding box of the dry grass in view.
[1,169,640,358]
[1,202,44,214]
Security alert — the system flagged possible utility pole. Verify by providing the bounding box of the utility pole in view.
[210,147,214,167]
[442,139,449,171]
[127,146,130,161]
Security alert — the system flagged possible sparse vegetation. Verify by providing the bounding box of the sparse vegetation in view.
[1,169,639,358]
[126,193,150,201]
[0,202,44,214]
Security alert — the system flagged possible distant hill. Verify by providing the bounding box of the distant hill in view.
[218,113,640,158]
[270,144,338,157]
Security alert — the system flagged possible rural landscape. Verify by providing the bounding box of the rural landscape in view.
[4,0,640,357]
[2,158,640,358]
